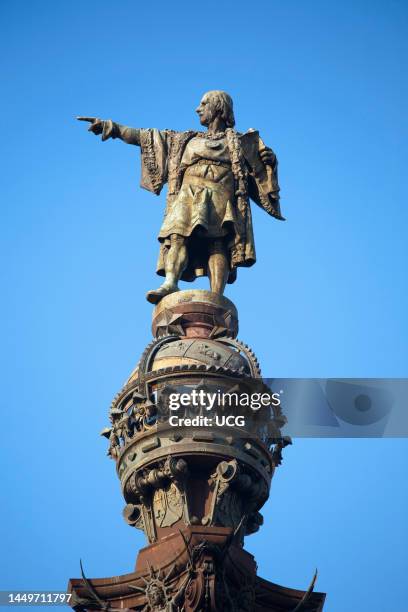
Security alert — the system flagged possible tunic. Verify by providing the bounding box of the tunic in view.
[156,132,258,284]
[104,122,283,285]
[159,135,236,240]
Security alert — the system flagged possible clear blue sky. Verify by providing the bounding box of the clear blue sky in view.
[1,1,407,610]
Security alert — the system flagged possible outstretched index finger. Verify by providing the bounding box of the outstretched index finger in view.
[76,116,98,123]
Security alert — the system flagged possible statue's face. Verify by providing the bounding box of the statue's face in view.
[196,93,217,126]
[149,586,165,606]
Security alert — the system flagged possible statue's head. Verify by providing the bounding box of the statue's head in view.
[147,584,165,606]
[196,90,235,128]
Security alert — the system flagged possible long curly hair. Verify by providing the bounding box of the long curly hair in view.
[206,90,236,128]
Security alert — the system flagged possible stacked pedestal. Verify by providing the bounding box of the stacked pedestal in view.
[68,290,325,611]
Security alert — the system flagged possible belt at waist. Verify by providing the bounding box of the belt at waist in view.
[182,173,234,193]
[187,159,231,169]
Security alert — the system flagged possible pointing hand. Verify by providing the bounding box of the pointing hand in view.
[77,116,104,136]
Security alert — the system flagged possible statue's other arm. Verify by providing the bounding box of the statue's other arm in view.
[77,117,140,145]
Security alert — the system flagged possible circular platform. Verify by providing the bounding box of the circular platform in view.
[151,289,238,339]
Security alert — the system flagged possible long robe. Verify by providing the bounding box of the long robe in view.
[137,128,282,284]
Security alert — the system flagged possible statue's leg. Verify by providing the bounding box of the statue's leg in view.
[146,234,188,304]
[208,239,229,295]
[165,233,188,288]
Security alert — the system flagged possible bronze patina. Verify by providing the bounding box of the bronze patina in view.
[77,91,283,304]
[69,93,326,611]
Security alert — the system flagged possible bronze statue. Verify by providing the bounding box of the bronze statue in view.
[77,90,283,304]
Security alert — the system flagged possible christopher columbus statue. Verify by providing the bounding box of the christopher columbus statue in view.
[78,91,284,304]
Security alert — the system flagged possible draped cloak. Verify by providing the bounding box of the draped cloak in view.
[137,128,283,284]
